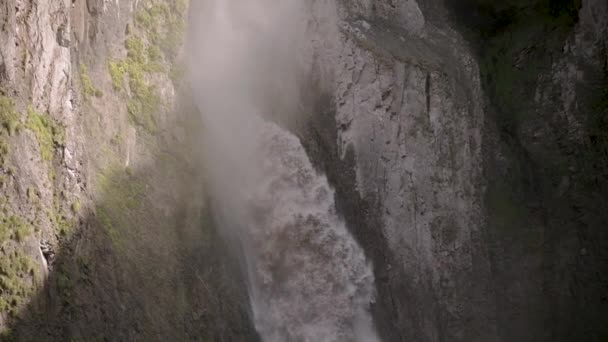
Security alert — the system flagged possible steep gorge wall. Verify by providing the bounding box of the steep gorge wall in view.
[301,1,493,341]
[0,0,605,341]
[300,0,608,341]
[0,1,257,340]
[454,0,608,340]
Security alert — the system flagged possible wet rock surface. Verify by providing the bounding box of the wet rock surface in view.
[300,0,608,341]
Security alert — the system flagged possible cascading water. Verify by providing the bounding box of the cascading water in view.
[188,1,381,341]
[246,122,379,341]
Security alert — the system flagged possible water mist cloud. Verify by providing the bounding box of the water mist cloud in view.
[187,1,380,341]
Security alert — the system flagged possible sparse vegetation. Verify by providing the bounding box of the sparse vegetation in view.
[106,0,189,134]
[55,263,74,306]
[0,249,37,316]
[52,211,73,237]
[80,64,103,99]
[96,165,146,247]
[0,96,20,168]
[0,137,9,168]
[135,2,187,60]
[26,107,65,162]
[26,188,39,204]
[0,96,20,136]
[0,328,14,341]
[0,213,33,244]
[108,60,127,91]
[110,132,124,146]
[51,193,75,237]
[108,36,162,134]
[71,200,81,214]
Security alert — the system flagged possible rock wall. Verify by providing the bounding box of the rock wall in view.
[0,0,257,340]
[0,0,605,341]
[301,1,495,341]
[301,0,608,341]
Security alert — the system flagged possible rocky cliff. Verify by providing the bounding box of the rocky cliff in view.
[0,0,606,341]
[0,0,257,340]
[300,0,607,341]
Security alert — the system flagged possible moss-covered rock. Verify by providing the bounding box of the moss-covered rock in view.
[25,107,65,162]
[0,249,38,317]
[95,165,146,248]
[0,96,19,137]
[80,64,104,100]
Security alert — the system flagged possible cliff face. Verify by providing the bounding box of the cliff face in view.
[0,0,606,341]
[301,0,608,341]
[302,1,492,341]
[0,1,257,340]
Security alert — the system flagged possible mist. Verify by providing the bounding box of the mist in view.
[187,1,380,341]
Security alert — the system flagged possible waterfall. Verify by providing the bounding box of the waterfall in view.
[188,1,381,341]
[244,121,379,341]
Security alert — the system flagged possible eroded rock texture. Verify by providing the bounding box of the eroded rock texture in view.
[301,0,607,341]
[0,1,257,340]
[0,0,605,341]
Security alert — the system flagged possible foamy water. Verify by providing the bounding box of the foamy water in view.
[242,121,379,342]
[188,0,381,340]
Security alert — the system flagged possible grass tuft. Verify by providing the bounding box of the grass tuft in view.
[0,249,37,316]
[80,64,104,99]
[26,107,65,162]
[0,96,20,136]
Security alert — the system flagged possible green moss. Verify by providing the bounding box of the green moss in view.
[95,166,146,247]
[26,187,39,204]
[0,214,33,244]
[126,36,147,65]
[0,328,15,342]
[122,40,160,132]
[127,89,160,133]
[80,64,103,99]
[0,219,9,244]
[108,60,127,91]
[97,206,121,247]
[71,200,81,214]
[54,262,76,307]
[0,96,19,168]
[98,166,145,211]
[0,96,20,136]
[51,194,75,237]
[0,249,37,316]
[107,1,189,135]
[55,213,73,237]
[135,1,188,61]
[12,217,32,243]
[26,107,65,162]
[147,45,163,63]
[110,132,124,146]
[0,136,9,168]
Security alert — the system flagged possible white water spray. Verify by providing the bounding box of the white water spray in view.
[188,1,380,341]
